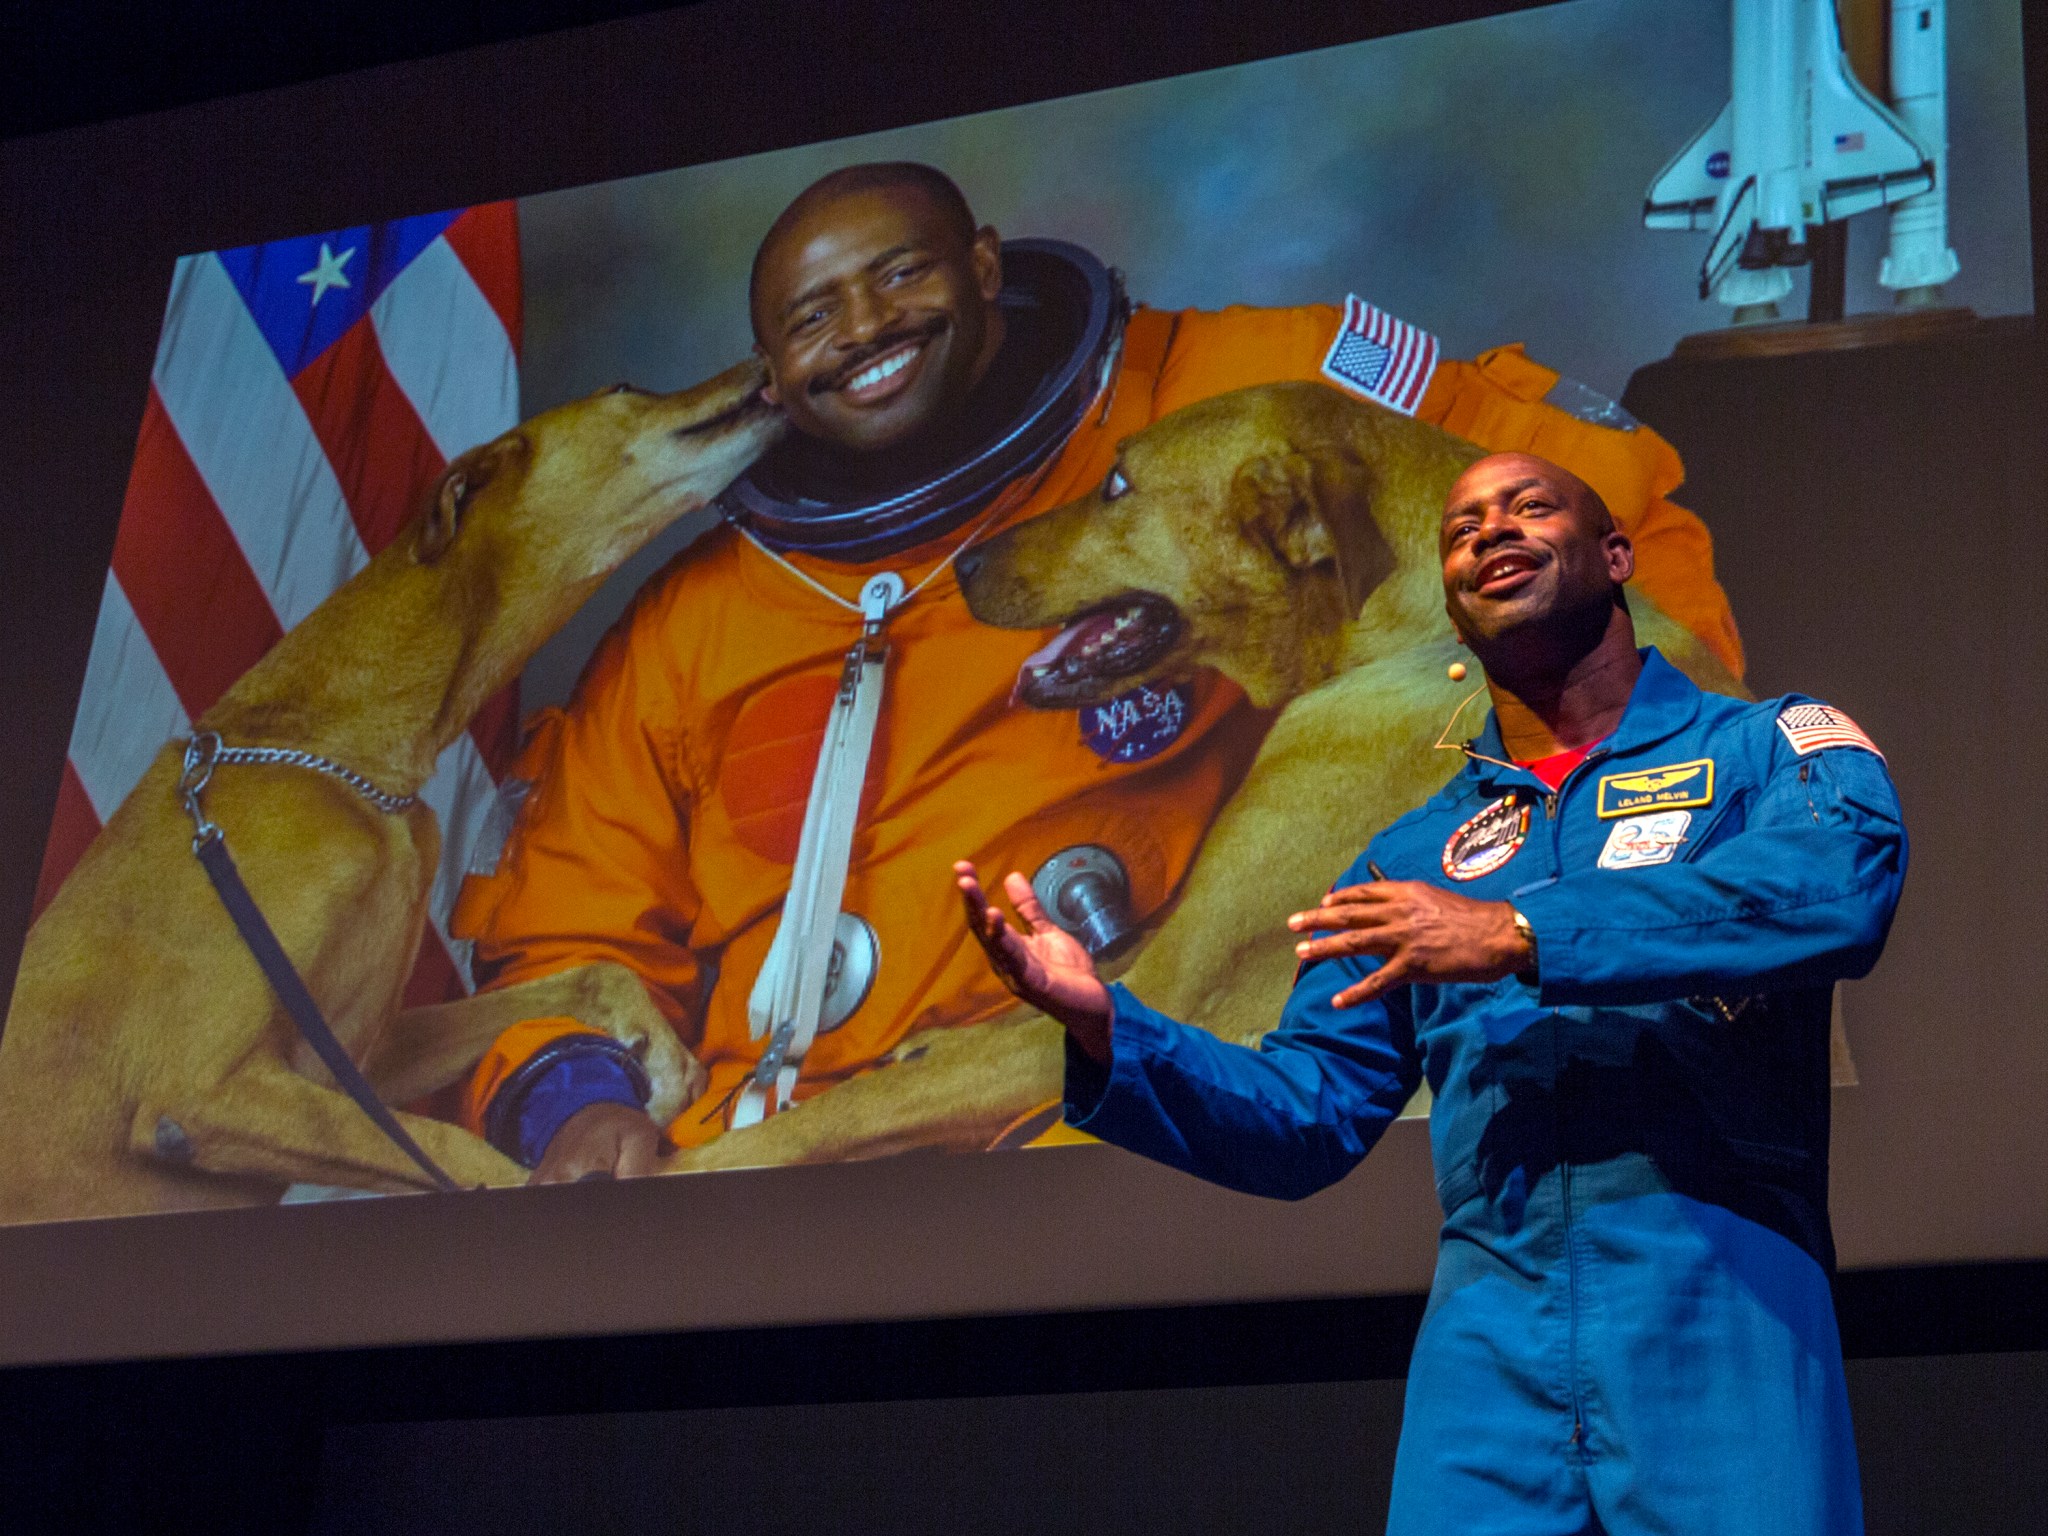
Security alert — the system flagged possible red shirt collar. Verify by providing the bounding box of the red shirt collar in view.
[1515,738,1605,792]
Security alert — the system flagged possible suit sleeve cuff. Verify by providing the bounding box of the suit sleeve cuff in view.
[1062,983,1174,1134]
[484,1037,651,1168]
[1509,878,1587,1004]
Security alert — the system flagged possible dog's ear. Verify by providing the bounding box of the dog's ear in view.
[416,435,527,564]
[1238,450,1393,614]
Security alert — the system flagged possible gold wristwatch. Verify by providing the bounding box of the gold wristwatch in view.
[1509,906,1539,983]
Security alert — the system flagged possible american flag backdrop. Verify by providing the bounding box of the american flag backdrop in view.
[35,204,525,1007]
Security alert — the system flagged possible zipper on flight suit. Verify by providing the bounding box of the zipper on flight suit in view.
[1560,1151,1587,1457]
[1537,749,1606,1460]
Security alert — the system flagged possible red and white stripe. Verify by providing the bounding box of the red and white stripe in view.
[1777,704,1884,761]
[1335,293,1439,415]
[36,204,523,1007]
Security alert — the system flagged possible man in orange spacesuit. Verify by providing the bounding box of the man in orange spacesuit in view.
[455,161,1743,1180]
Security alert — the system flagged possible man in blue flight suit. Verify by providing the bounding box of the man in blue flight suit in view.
[955,450,1906,1535]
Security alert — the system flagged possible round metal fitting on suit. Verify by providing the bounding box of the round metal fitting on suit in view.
[818,912,880,1032]
[1031,844,1137,958]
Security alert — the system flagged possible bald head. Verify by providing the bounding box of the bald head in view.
[745,161,1006,453]
[1439,450,1634,654]
[749,163,979,341]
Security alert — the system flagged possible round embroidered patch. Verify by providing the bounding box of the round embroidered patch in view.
[1080,682,1192,764]
[1442,794,1531,881]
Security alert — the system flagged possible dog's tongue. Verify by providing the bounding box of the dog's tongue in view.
[1014,612,1120,704]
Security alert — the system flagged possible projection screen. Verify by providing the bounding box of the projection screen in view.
[0,0,2039,1364]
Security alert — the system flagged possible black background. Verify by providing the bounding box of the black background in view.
[0,1,709,141]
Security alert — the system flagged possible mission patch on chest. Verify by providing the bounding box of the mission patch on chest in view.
[1442,794,1531,881]
[1596,758,1714,819]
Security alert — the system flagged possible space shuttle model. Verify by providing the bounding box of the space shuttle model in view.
[1646,0,1958,313]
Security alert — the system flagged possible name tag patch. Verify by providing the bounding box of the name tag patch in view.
[1598,810,1692,870]
[1442,794,1530,881]
[1597,758,1714,819]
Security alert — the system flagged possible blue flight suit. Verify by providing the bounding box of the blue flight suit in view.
[1067,649,1906,1535]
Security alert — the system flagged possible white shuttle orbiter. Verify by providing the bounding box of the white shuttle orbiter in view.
[1645,0,1958,313]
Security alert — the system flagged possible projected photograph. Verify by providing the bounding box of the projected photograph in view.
[0,0,2031,1223]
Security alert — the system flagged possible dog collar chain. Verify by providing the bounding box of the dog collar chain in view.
[180,732,417,847]
[172,730,460,1193]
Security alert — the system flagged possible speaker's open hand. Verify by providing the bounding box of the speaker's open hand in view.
[954,861,1112,1063]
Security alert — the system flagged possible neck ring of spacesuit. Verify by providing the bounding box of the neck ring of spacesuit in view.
[720,239,1127,563]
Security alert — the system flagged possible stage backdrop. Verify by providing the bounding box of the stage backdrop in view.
[0,0,2031,1235]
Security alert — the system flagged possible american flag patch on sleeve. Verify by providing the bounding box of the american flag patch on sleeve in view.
[1776,703,1884,760]
[1321,294,1439,416]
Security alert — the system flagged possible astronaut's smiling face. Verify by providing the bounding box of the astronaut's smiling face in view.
[752,186,1007,454]
[1439,453,1633,647]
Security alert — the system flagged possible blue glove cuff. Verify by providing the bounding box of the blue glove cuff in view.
[482,1037,651,1169]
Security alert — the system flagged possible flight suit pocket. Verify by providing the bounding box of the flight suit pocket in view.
[1674,790,1746,863]
[1800,748,1901,831]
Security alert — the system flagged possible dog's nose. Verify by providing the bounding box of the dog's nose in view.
[955,547,984,585]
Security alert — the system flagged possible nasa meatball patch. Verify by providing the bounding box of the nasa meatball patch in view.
[1080,682,1192,764]
[1442,794,1531,881]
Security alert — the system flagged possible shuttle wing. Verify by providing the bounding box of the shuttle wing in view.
[1645,100,1733,231]
[1807,50,1932,220]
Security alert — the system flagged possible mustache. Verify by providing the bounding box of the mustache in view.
[810,315,950,395]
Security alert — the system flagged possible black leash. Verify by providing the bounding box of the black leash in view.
[180,732,463,1193]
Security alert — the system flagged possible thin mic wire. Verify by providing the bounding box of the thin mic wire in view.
[1433,685,1490,753]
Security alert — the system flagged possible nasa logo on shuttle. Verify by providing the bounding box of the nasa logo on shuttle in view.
[1706,150,1730,179]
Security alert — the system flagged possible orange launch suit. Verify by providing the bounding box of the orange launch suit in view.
[456,302,1744,1150]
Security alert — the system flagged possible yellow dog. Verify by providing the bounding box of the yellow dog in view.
[0,361,779,1223]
